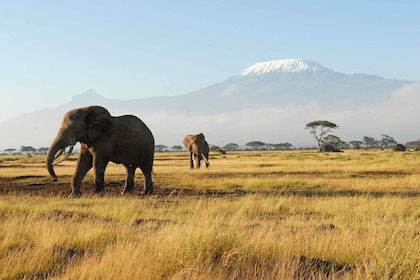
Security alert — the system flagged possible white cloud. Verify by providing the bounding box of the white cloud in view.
[313,82,420,143]
[147,102,325,148]
[220,84,239,98]
[1,84,419,151]
[148,83,420,148]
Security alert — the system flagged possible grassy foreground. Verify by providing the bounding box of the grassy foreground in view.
[0,150,419,279]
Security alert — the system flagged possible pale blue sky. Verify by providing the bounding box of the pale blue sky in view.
[1,0,419,121]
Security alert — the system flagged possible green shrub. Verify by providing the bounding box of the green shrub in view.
[319,144,341,153]
[393,144,406,152]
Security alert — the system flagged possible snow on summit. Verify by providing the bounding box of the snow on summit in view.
[239,59,322,76]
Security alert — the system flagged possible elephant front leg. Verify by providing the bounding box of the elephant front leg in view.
[122,165,136,195]
[189,152,194,169]
[93,160,108,195]
[71,152,93,198]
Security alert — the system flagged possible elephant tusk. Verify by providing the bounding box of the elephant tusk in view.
[54,148,65,159]
[52,145,74,165]
[201,153,210,167]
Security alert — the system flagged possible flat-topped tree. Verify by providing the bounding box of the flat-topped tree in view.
[305,120,338,149]
[245,141,266,150]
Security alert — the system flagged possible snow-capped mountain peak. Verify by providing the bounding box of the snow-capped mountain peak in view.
[238,59,323,77]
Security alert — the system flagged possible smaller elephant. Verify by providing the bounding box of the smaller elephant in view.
[183,133,210,169]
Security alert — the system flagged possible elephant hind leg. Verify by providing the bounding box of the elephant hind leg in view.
[122,165,136,195]
[139,165,153,195]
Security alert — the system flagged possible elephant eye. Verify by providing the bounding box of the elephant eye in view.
[68,115,77,127]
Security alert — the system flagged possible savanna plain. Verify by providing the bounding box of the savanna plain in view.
[0,150,419,280]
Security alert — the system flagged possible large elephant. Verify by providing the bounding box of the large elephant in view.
[183,133,210,169]
[46,106,154,197]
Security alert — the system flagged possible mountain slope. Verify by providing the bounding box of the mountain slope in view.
[0,59,418,150]
[179,59,411,113]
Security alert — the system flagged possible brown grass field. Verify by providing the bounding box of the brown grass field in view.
[0,150,419,279]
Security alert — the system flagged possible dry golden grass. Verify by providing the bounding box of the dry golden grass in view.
[0,150,419,279]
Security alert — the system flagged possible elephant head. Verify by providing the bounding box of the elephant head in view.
[183,133,210,169]
[46,106,112,181]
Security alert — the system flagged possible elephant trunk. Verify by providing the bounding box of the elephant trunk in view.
[46,135,66,182]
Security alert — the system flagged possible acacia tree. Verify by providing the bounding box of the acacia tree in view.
[349,141,363,149]
[245,141,266,150]
[380,134,397,148]
[363,136,379,149]
[405,140,420,148]
[223,143,240,151]
[4,148,16,154]
[305,120,338,148]
[266,143,293,150]
[155,145,168,152]
[171,145,183,152]
[37,147,49,154]
[20,146,36,154]
[323,135,349,150]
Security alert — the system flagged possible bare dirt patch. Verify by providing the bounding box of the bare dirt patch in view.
[0,176,235,198]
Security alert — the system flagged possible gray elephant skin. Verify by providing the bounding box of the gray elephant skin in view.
[183,133,210,169]
[46,106,154,197]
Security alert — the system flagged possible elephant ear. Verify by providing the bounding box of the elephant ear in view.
[195,133,205,143]
[85,107,112,141]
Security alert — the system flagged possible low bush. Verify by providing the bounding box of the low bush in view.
[319,144,342,152]
[393,144,406,152]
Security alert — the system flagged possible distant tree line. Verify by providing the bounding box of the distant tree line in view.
[305,120,420,152]
[241,142,293,151]
[153,142,294,152]
[2,127,420,155]
[319,134,415,151]
[1,146,49,155]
